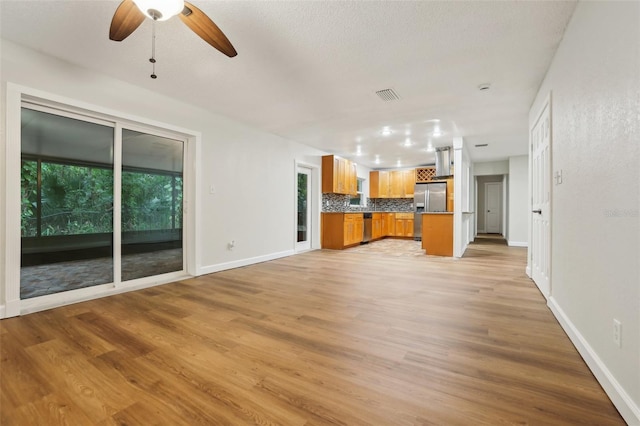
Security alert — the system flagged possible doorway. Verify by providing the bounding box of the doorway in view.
[485,182,502,234]
[475,175,504,234]
[296,165,312,252]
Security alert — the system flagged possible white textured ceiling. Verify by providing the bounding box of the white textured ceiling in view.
[0,0,577,169]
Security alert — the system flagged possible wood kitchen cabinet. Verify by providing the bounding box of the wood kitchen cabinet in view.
[384,213,396,236]
[371,169,415,198]
[446,177,454,212]
[322,155,357,196]
[389,171,404,198]
[372,213,383,240]
[394,212,414,238]
[422,213,453,256]
[381,213,389,236]
[370,171,390,198]
[321,213,363,249]
[404,169,416,197]
[415,166,436,183]
[343,213,363,247]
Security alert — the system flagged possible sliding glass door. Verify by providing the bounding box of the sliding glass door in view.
[121,129,184,281]
[19,106,185,299]
[20,108,114,299]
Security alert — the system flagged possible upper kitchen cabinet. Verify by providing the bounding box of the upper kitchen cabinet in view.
[403,169,415,197]
[371,169,415,198]
[416,167,436,183]
[370,170,390,198]
[322,155,357,196]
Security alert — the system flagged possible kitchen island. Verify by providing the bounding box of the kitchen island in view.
[421,212,453,256]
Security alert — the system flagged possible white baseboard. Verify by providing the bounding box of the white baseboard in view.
[0,305,5,319]
[525,265,532,278]
[548,297,640,425]
[508,241,528,247]
[198,250,295,276]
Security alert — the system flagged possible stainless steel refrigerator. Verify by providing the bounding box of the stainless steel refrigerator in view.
[413,182,447,240]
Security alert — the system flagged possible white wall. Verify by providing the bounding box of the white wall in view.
[529,2,640,423]
[508,155,528,246]
[0,39,327,312]
[474,160,508,176]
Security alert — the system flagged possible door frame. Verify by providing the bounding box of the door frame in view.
[3,83,199,318]
[295,164,312,252]
[484,182,502,234]
[294,161,319,253]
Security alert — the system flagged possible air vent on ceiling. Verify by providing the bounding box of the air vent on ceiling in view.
[375,88,400,102]
[475,144,489,147]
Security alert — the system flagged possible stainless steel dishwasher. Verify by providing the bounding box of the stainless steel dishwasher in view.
[362,212,372,243]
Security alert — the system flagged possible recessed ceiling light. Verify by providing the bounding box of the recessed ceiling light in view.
[374,155,381,164]
[432,130,442,138]
[396,160,402,167]
[425,119,440,123]
[403,138,412,147]
[381,127,393,136]
[356,145,363,155]
[426,144,435,152]
[478,83,491,91]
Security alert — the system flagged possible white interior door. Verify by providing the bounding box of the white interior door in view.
[530,98,551,298]
[296,166,312,252]
[485,182,502,233]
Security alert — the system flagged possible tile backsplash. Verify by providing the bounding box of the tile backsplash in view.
[368,198,413,212]
[322,194,413,212]
[322,193,351,212]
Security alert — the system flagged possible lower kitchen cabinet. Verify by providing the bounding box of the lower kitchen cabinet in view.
[393,212,414,238]
[385,213,396,236]
[372,213,383,240]
[322,211,413,249]
[321,213,363,249]
[421,213,453,256]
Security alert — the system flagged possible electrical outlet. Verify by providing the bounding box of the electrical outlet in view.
[227,240,235,250]
[613,319,622,348]
[209,184,216,194]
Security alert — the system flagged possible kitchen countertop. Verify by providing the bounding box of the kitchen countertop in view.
[421,212,454,215]
[322,211,414,214]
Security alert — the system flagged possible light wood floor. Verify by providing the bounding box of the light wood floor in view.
[1,242,624,425]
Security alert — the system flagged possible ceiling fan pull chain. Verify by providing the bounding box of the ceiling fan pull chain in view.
[149,19,157,79]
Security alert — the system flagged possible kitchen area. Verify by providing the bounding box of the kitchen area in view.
[321,148,456,257]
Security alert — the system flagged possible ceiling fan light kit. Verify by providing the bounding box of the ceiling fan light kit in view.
[132,0,184,21]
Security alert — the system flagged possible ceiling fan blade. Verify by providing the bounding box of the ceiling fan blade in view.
[179,2,237,57]
[109,0,145,41]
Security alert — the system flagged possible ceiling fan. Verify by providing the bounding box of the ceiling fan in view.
[109,0,237,58]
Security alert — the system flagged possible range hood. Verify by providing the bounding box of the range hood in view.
[434,147,452,178]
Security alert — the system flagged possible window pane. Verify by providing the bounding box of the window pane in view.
[21,160,38,237]
[20,108,114,299]
[121,129,183,281]
[40,163,113,236]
